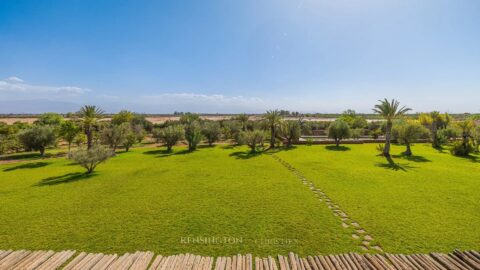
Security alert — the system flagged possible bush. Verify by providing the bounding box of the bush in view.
[328,120,351,146]
[100,123,130,151]
[158,125,184,152]
[18,125,56,156]
[184,121,203,151]
[242,130,265,153]
[68,145,114,174]
[202,121,221,146]
[450,140,474,156]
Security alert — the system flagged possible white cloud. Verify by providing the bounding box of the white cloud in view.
[0,77,90,99]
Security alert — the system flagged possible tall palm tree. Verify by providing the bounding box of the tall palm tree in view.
[78,105,105,149]
[264,109,282,148]
[373,99,411,157]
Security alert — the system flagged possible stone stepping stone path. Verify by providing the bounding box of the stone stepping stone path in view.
[270,154,383,253]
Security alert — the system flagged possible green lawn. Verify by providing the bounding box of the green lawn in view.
[275,143,480,254]
[0,145,356,256]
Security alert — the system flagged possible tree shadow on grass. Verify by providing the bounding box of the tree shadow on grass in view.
[3,162,51,172]
[34,172,96,186]
[229,151,263,159]
[392,154,431,163]
[325,145,351,151]
[264,146,297,154]
[456,154,480,163]
[143,148,191,158]
[375,156,416,172]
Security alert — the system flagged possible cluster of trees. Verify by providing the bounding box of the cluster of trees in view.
[2,100,480,173]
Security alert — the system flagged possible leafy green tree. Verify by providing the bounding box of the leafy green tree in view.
[123,132,137,152]
[202,121,221,146]
[419,111,450,148]
[473,126,480,152]
[280,120,301,147]
[68,145,114,174]
[392,120,429,156]
[18,125,56,156]
[180,113,201,124]
[111,110,134,126]
[132,124,146,143]
[264,109,282,148]
[78,105,105,149]
[59,120,81,151]
[373,99,411,156]
[242,129,265,153]
[35,112,64,127]
[328,120,352,147]
[157,125,184,152]
[351,128,363,140]
[184,121,203,151]
[235,113,250,131]
[339,110,367,129]
[100,123,130,151]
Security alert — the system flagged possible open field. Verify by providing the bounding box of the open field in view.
[0,146,355,256]
[275,144,480,254]
[0,144,479,256]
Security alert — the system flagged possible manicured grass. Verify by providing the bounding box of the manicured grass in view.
[275,143,480,253]
[0,145,356,256]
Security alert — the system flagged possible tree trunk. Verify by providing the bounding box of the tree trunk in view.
[336,139,340,147]
[86,128,93,150]
[405,143,412,156]
[431,123,438,148]
[68,142,72,152]
[270,125,275,148]
[40,147,45,157]
[384,121,392,157]
[167,145,172,152]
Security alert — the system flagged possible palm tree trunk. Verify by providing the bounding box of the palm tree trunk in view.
[384,121,392,157]
[270,125,275,148]
[86,127,93,150]
[432,122,438,148]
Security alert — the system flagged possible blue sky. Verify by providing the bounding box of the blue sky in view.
[0,0,479,113]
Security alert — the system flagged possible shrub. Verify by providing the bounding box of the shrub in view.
[328,120,351,147]
[202,121,222,146]
[280,120,301,147]
[450,140,474,156]
[305,137,314,146]
[158,125,184,152]
[351,128,363,140]
[242,130,265,152]
[59,120,81,151]
[18,125,56,156]
[184,121,203,151]
[68,145,114,174]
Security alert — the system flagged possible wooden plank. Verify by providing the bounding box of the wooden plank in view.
[63,252,87,270]
[460,252,480,266]
[14,250,55,270]
[374,254,395,270]
[263,258,271,270]
[410,254,442,270]
[446,254,474,270]
[364,254,386,270]
[150,255,164,270]
[246,254,253,270]
[93,254,118,270]
[307,256,320,270]
[0,250,31,269]
[416,254,448,270]
[10,250,44,269]
[312,256,326,270]
[341,254,359,270]
[270,256,279,270]
[397,254,419,270]
[289,253,298,270]
[346,254,366,270]
[430,253,462,270]
[37,250,76,270]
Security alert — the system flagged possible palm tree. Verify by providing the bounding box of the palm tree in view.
[78,105,105,149]
[264,109,282,148]
[373,99,411,157]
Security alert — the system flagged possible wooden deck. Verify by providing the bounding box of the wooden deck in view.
[0,250,479,270]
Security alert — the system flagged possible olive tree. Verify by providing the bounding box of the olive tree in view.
[328,120,351,147]
[100,123,130,151]
[392,120,429,156]
[158,125,184,152]
[242,129,265,153]
[202,121,221,146]
[59,120,81,151]
[280,120,301,147]
[68,145,114,174]
[184,121,203,151]
[18,125,56,156]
